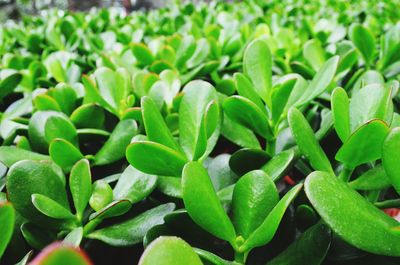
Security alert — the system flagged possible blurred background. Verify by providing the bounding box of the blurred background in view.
[0,0,202,20]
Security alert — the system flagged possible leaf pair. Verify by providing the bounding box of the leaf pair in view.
[127,81,220,176]
[182,162,302,256]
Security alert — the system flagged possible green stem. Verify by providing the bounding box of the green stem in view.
[338,167,353,182]
[375,199,400,209]
[266,139,276,156]
[234,251,245,264]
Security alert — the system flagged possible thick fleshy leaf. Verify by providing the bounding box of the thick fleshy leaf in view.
[243,38,272,104]
[349,84,392,132]
[240,183,303,252]
[182,162,236,244]
[64,227,83,247]
[70,104,105,129]
[331,87,350,142]
[229,148,270,176]
[31,194,74,219]
[87,203,175,246]
[132,43,155,66]
[224,96,273,140]
[303,39,326,71]
[232,170,279,239]
[179,80,219,160]
[94,119,137,165]
[234,73,266,114]
[29,242,92,265]
[113,166,157,203]
[0,73,22,100]
[139,237,203,265]
[29,111,78,153]
[6,160,69,224]
[349,23,376,65]
[305,171,400,256]
[262,149,295,181]
[288,108,333,174]
[0,203,15,258]
[268,224,331,265]
[69,159,92,220]
[141,96,181,152]
[382,128,400,195]
[89,180,113,212]
[0,146,50,167]
[49,139,84,172]
[221,114,261,149]
[296,56,339,106]
[349,165,390,190]
[89,200,132,221]
[336,120,389,169]
[126,141,187,177]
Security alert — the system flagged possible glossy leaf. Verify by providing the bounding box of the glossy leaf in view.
[349,23,376,65]
[89,180,113,212]
[336,120,389,169]
[382,127,400,195]
[349,165,391,190]
[29,242,92,265]
[331,87,350,142]
[232,170,279,239]
[139,237,203,265]
[182,162,236,244]
[126,141,187,177]
[31,194,74,219]
[69,159,92,220]
[49,139,84,172]
[87,203,175,246]
[94,119,137,165]
[305,171,400,256]
[243,38,272,104]
[0,203,15,258]
[288,108,333,174]
[0,146,50,167]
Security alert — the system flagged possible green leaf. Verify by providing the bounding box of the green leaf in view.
[232,170,278,239]
[296,56,339,107]
[0,203,15,258]
[69,159,92,220]
[89,180,113,212]
[234,73,266,114]
[224,96,273,140]
[349,84,393,131]
[331,87,350,142]
[229,148,270,176]
[288,108,333,174]
[336,120,389,169]
[349,165,391,190]
[262,149,295,181]
[132,43,155,66]
[271,76,297,124]
[240,183,302,252]
[382,127,400,195]
[141,96,181,152]
[6,160,69,224]
[303,39,326,71]
[94,119,137,166]
[113,166,157,203]
[268,224,331,265]
[29,111,78,153]
[32,194,74,219]
[179,80,219,160]
[49,139,84,172]
[139,237,203,265]
[89,200,131,221]
[182,162,236,244]
[28,242,92,265]
[64,227,83,247]
[87,203,175,246]
[0,146,50,167]
[243,38,272,104]
[70,103,105,129]
[221,114,261,149]
[305,171,400,256]
[0,73,22,100]
[349,23,376,65]
[126,141,187,177]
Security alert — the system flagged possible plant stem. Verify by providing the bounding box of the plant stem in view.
[338,167,353,182]
[375,199,400,209]
[266,139,276,156]
[234,251,245,264]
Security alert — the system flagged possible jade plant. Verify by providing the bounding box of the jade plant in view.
[1,0,400,264]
